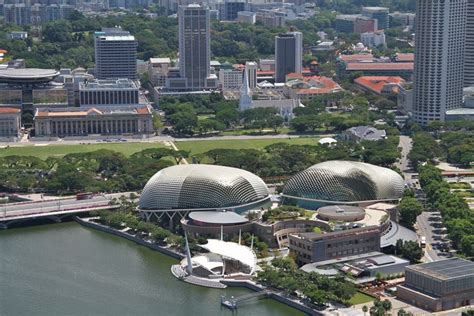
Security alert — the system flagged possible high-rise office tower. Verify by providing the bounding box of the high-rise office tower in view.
[465,0,474,86]
[362,7,389,30]
[275,32,302,83]
[94,27,137,80]
[179,4,210,90]
[245,61,257,89]
[413,0,466,125]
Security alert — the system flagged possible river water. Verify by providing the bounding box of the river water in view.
[0,222,303,316]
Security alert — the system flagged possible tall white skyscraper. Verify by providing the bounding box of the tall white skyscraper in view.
[413,0,467,125]
[465,0,474,86]
[178,4,211,90]
[275,32,303,83]
[245,61,258,89]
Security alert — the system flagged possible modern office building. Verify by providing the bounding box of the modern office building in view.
[94,27,137,80]
[414,0,467,124]
[219,68,242,90]
[0,107,21,138]
[3,3,74,26]
[138,164,271,220]
[79,79,140,107]
[282,161,405,209]
[397,258,474,312]
[220,0,246,20]
[362,7,389,30]
[275,32,302,83]
[465,0,474,86]
[34,106,153,137]
[178,4,211,90]
[390,12,416,29]
[255,11,285,28]
[245,61,257,89]
[289,225,381,265]
[335,15,377,34]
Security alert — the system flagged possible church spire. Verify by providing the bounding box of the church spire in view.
[239,67,252,112]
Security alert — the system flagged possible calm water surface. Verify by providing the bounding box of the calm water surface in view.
[0,222,303,316]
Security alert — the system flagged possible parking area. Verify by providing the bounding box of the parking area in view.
[416,211,455,262]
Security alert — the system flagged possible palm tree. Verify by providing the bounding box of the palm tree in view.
[362,305,368,316]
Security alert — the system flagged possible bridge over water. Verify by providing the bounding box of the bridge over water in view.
[0,193,127,228]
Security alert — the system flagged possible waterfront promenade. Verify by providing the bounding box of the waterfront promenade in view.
[75,216,324,316]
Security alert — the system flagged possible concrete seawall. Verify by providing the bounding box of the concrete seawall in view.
[74,217,185,260]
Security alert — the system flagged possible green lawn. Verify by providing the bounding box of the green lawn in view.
[175,137,320,155]
[0,142,167,160]
[348,291,376,305]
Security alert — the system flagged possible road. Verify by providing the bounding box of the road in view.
[397,135,415,182]
[0,133,333,147]
[0,192,131,219]
[416,212,445,262]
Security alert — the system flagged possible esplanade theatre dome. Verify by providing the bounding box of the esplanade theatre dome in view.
[282,161,404,208]
[138,164,270,212]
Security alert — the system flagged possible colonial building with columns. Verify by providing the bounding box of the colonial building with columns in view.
[0,107,21,138]
[34,106,153,137]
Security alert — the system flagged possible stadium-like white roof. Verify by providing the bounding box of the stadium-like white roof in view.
[138,164,270,211]
[283,160,405,203]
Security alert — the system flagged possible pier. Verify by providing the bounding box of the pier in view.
[221,290,271,309]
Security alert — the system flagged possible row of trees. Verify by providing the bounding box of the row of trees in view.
[96,209,184,247]
[200,139,400,178]
[419,165,474,257]
[0,147,185,194]
[256,257,356,306]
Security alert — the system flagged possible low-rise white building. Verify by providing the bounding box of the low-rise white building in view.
[8,31,28,40]
[361,30,386,48]
[148,57,171,87]
[219,68,243,90]
[237,11,255,24]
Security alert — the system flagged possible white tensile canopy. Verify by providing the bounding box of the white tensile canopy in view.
[198,239,257,275]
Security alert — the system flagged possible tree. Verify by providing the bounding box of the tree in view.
[398,308,414,316]
[398,196,423,227]
[215,107,239,128]
[169,111,198,135]
[395,239,423,263]
[460,235,474,257]
[196,118,225,134]
[267,115,284,133]
[370,299,392,316]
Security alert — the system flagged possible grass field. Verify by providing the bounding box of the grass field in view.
[175,137,320,155]
[0,142,167,160]
[348,291,376,305]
